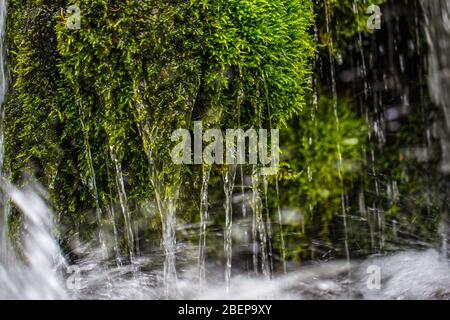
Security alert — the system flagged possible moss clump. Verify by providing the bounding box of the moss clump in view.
[3,0,316,251]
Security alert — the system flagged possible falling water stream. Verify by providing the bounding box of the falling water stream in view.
[223,165,237,292]
[111,149,135,262]
[251,168,270,279]
[198,167,210,287]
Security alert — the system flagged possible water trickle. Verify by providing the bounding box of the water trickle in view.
[251,168,270,279]
[239,166,247,219]
[223,165,237,292]
[150,173,179,297]
[262,176,274,275]
[106,162,122,265]
[252,187,258,275]
[260,70,285,275]
[111,149,135,262]
[198,166,210,286]
[422,0,450,131]
[79,104,106,258]
[274,179,287,274]
[135,89,181,295]
[106,202,122,265]
[160,196,178,297]
[352,0,369,98]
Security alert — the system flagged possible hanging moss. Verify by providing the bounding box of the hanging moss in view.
[3,1,318,249]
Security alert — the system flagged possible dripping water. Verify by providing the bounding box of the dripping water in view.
[198,166,210,286]
[78,103,107,258]
[262,176,274,275]
[159,195,178,297]
[111,149,135,262]
[105,161,122,265]
[223,165,237,292]
[251,167,270,279]
[260,70,286,274]
[324,0,351,267]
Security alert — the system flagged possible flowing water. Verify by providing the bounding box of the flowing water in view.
[223,165,237,292]
[0,0,449,300]
[0,186,448,300]
[111,149,135,262]
[251,168,270,279]
[198,167,210,287]
[0,181,67,299]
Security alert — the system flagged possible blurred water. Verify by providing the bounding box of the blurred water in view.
[0,181,67,299]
